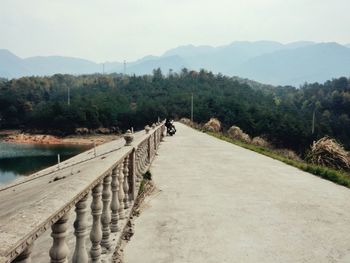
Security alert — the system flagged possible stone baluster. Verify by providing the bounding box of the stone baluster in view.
[138,147,144,177]
[90,181,103,263]
[101,173,112,251]
[143,146,147,171]
[128,150,136,201]
[118,163,125,219]
[142,145,147,170]
[110,167,120,232]
[123,156,130,209]
[147,136,151,164]
[13,243,34,263]
[135,149,141,181]
[49,213,69,263]
[161,125,165,141]
[154,131,157,150]
[138,149,143,180]
[72,194,89,263]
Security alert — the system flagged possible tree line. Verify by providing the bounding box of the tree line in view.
[0,69,349,154]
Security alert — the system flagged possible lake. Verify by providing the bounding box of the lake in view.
[0,142,89,185]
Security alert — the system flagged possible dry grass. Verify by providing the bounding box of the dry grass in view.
[208,132,350,188]
[307,137,350,171]
[227,126,251,143]
[179,118,202,129]
[179,118,193,126]
[275,149,302,162]
[251,136,271,148]
[203,118,221,132]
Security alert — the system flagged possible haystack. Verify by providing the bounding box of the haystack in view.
[275,149,301,161]
[227,126,251,143]
[308,137,350,170]
[203,118,221,132]
[252,136,271,148]
[179,118,193,126]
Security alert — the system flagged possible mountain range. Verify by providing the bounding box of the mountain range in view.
[1,41,350,86]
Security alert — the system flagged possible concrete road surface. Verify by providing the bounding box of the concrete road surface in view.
[124,123,350,263]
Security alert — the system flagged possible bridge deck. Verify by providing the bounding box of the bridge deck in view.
[125,122,350,263]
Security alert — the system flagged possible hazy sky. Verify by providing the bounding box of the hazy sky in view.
[1,0,349,62]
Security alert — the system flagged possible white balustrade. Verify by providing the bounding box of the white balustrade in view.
[90,181,103,262]
[72,194,89,263]
[1,123,165,263]
[49,213,70,263]
[110,167,120,232]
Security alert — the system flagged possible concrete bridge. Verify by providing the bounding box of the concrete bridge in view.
[1,122,350,262]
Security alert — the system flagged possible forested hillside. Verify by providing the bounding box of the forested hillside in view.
[0,69,349,154]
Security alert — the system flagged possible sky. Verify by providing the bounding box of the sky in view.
[1,0,350,62]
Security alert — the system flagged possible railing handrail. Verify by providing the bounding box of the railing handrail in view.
[0,122,165,263]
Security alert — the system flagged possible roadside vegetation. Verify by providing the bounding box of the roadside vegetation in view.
[181,118,350,188]
[0,70,350,155]
[210,132,350,188]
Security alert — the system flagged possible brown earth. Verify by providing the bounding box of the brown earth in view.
[1,133,119,146]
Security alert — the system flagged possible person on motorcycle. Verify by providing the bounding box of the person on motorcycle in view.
[165,118,176,136]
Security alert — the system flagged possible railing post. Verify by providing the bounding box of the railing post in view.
[72,194,89,263]
[118,163,125,219]
[123,156,130,209]
[90,181,103,263]
[161,124,165,141]
[49,213,69,263]
[110,167,120,232]
[13,243,34,263]
[135,148,141,182]
[101,173,112,251]
[154,131,157,150]
[147,136,151,163]
[129,149,136,201]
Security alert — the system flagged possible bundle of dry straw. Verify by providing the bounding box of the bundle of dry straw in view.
[203,118,221,132]
[227,126,251,143]
[308,137,350,170]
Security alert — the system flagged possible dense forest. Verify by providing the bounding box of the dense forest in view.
[0,69,349,154]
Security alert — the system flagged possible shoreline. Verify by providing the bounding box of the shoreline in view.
[1,132,120,146]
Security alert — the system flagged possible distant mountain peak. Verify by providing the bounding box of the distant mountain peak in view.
[1,41,350,86]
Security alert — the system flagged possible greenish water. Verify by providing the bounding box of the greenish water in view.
[0,142,89,185]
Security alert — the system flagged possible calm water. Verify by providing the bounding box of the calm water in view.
[0,142,89,185]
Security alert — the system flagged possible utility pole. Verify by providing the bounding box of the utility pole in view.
[191,93,193,122]
[102,63,105,74]
[312,109,315,134]
[123,60,126,76]
[67,86,70,106]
